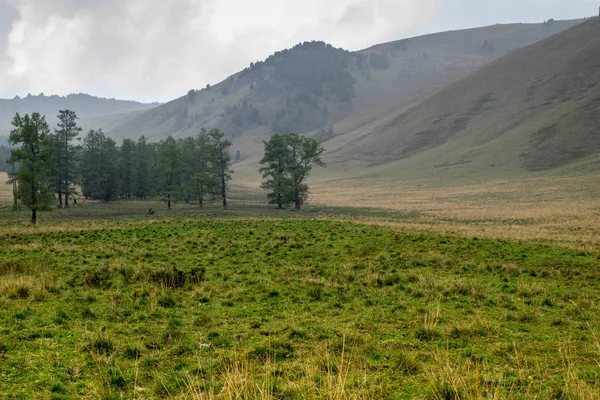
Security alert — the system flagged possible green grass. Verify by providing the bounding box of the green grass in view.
[0,205,599,399]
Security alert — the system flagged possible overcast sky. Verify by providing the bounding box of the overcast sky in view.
[0,0,597,103]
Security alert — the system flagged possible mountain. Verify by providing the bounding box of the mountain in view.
[327,17,600,175]
[0,93,160,135]
[105,19,583,155]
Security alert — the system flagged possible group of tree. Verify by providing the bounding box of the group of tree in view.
[6,109,326,224]
[7,110,233,224]
[259,133,324,210]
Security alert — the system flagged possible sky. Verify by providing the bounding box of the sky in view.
[0,0,597,103]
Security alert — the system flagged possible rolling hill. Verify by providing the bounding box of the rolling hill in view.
[105,19,583,156]
[0,93,160,137]
[327,17,600,175]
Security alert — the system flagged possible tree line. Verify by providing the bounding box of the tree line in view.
[6,110,325,224]
[7,111,233,223]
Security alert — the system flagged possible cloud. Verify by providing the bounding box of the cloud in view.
[0,0,596,102]
[0,0,437,102]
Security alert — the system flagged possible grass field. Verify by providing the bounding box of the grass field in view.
[0,200,599,399]
[309,173,600,251]
[0,172,12,206]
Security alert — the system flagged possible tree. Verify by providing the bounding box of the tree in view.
[8,113,55,224]
[178,136,197,204]
[119,138,136,199]
[54,110,82,208]
[157,135,182,209]
[192,129,218,207]
[208,129,233,209]
[259,134,291,209]
[81,129,119,202]
[259,133,324,210]
[133,136,154,199]
[285,134,325,210]
[48,134,63,207]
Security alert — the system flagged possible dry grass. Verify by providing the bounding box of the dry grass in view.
[0,273,55,300]
[180,346,374,400]
[307,174,600,251]
[0,172,12,205]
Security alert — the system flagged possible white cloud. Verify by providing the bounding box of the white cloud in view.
[0,0,596,102]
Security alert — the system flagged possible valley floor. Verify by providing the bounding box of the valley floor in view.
[0,201,599,399]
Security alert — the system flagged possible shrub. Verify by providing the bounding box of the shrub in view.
[87,337,114,356]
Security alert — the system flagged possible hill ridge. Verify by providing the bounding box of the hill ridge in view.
[103,18,583,151]
[328,17,600,173]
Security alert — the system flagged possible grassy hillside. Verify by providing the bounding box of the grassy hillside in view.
[0,93,159,135]
[105,19,582,152]
[329,17,600,173]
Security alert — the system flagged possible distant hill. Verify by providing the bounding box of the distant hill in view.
[105,19,583,155]
[0,93,160,134]
[328,17,600,173]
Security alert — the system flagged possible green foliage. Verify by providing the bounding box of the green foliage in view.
[157,135,182,209]
[207,129,233,209]
[8,112,55,223]
[259,133,292,209]
[133,135,156,199]
[81,129,119,202]
[259,133,325,209]
[53,110,82,207]
[118,138,136,199]
[191,129,218,207]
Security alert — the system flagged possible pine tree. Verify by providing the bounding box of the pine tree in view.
[178,136,197,204]
[133,136,154,199]
[259,133,292,209]
[208,129,233,209]
[259,133,324,210]
[284,134,324,210]
[8,113,55,224]
[157,136,182,209]
[55,110,82,208]
[119,138,136,199]
[193,129,217,207]
[81,129,119,202]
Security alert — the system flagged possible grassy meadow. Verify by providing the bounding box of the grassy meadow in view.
[0,194,599,399]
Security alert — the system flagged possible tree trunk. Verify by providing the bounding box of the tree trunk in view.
[57,192,63,208]
[199,196,203,208]
[167,192,171,210]
[31,209,37,225]
[294,188,301,210]
[12,174,17,207]
[222,180,227,209]
[64,167,70,208]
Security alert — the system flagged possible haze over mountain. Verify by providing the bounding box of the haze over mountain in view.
[0,93,159,145]
[1,0,595,103]
[328,17,600,176]
[1,14,597,188]
[104,19,581,154]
